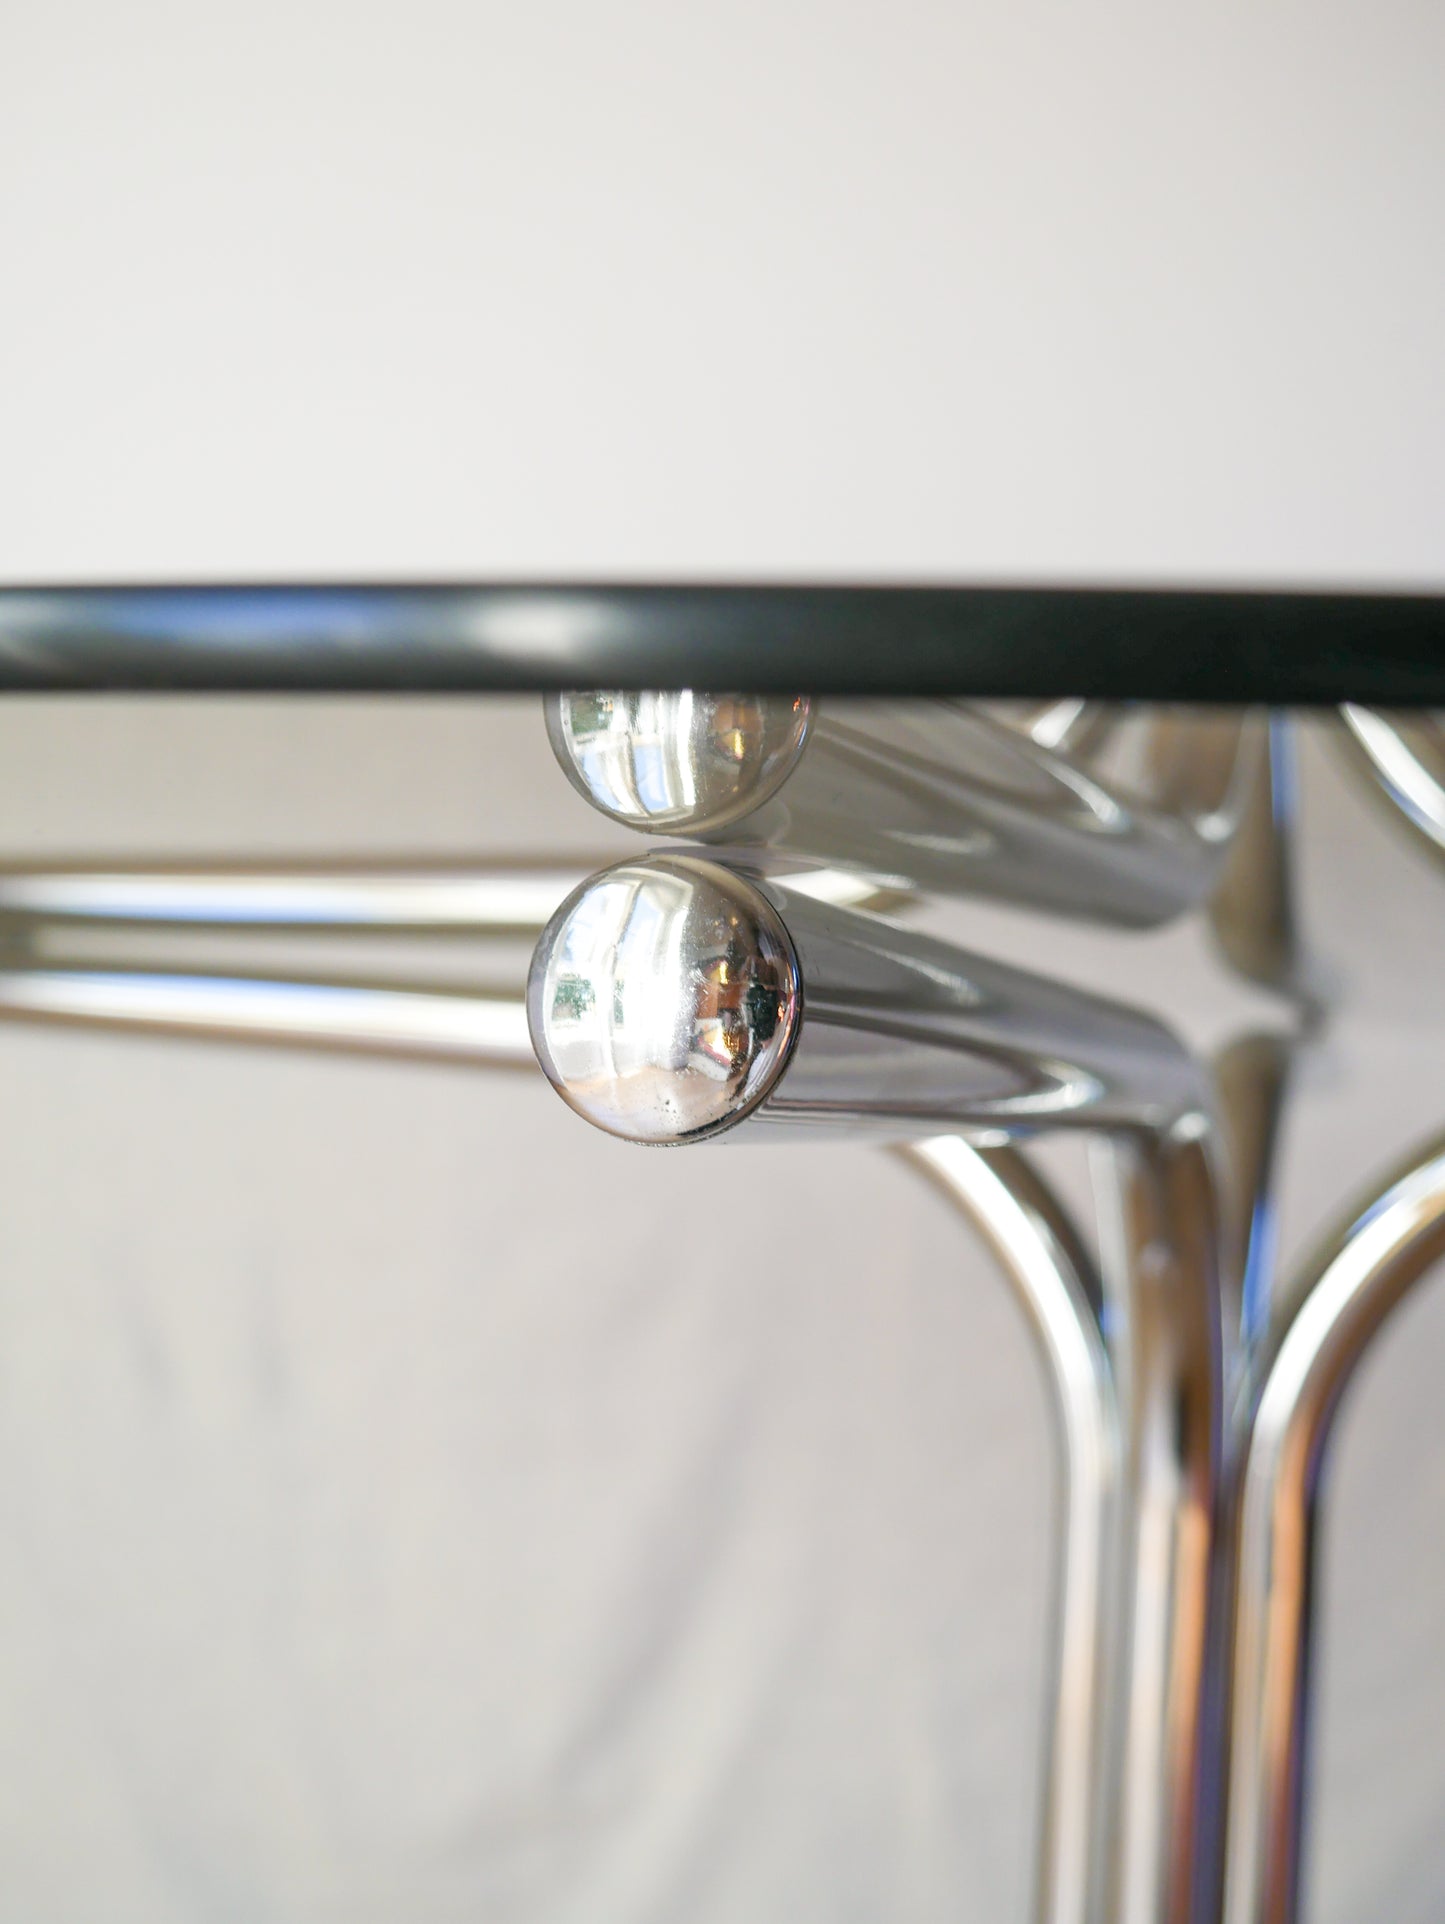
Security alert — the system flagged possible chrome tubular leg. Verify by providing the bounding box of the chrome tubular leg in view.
[1092,1129,1228,1924]
[1223,1133,1445,1924]
[902,1137,1121,1924]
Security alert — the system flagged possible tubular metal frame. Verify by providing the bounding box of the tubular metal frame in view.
[0,713,1278,1924]
[0,843,1227,1924]
[1,699,1440,1924]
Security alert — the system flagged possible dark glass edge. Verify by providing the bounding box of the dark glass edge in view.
[0,583,1442,702]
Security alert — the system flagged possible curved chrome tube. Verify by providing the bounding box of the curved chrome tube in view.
[544,695,1259,928]
[527,854,1209,1146]
[1337,707,1445,863]
[902,1137,1120,1924]
[1223,1132,1445,1924]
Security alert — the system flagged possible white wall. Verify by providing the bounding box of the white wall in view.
[3,0,1444,586]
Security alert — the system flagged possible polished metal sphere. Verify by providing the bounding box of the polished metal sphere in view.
[544,691,813,834]
[527,855,802,1144]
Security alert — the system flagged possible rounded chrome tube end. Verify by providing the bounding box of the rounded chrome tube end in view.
[544,691,813,834]
[527,855,802,1144]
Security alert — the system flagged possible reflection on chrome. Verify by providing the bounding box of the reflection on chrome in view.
[1019,697,1113,757]
[527,854,1208,1146]
[1223,1132,1445,1924]
[545,693,1260,928]
[527,858,802,1144]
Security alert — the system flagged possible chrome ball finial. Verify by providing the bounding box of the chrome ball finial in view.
[527,855,802,1144]
[544,691,813,834]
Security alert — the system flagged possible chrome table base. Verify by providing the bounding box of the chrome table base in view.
[0,702,1440,1923]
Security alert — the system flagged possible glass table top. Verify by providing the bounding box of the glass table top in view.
[1,582,1443,700]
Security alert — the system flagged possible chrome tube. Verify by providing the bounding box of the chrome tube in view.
[902,1137,1121,1924]
[0,965,534,1066]
[527,854,1208,1146]
[1207,716,1302,995]
[1213,1031,1295,1374]
[0,856,901,933]
[0,861,564,1065]
[0,858,898,1064]
[1091,1130,1227,1924]
[1337,706,1445,863]
[544,695,1258,928]
[0,860,601,932]
[1078,738,1293,1914]
[1222,1132,1445,1924]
